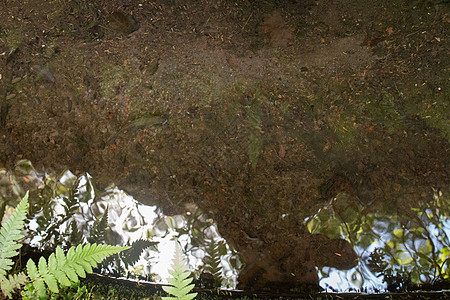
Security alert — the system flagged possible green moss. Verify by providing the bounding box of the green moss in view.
[100,64,125,100]
[1,27,24,52]
[328,110,357,146]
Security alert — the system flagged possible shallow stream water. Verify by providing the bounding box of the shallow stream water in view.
[1,161,448,293]
[0,0,448,295]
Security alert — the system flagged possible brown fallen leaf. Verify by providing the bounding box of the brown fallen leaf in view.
[279,144,285,158]
[386,27,394,35]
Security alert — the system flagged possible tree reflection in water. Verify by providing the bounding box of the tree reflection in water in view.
[0,160,448,292]
[307,188,449,292]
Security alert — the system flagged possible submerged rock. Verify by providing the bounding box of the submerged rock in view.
[108,11,140,35]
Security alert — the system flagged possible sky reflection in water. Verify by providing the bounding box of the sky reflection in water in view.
[1,164,449,292]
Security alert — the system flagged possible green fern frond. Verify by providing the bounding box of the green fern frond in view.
[162,241,197,300]
[0,192,131,299]
[0,273,28,298]
[25,243,130,298]
[0,192,29,277]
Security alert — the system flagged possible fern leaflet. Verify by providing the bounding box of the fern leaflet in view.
[0,273,28,298]
[162,241,197,300]
[120,239,158,269]
[0,192,131,298]
[88,209,109,244]
[25,243,130,298]
[0,192,29,277]
[203,239,224,287]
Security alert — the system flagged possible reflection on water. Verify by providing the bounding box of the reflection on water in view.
[308,187,449,292]
[0,160,449,294]
[0,161,240,289]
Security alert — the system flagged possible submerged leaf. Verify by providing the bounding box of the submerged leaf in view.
[246,101,263,169]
